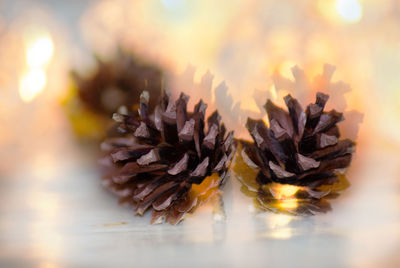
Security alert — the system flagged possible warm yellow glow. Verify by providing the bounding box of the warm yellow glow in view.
[264,183,301,211]
[335,0,362,22]
[317,0,337,21]
[268,85,277,101]
[279,60,297,78]
[278,199,299,210]
[241,97,261,113]
[262,114,269,126]
[19,69,47,102]
[271,184,302,200]
[19,33,54,102]
[26,36,54,68]
[270,228,293,239]
[268,214,292,228]
[188,173,222,214]
[190,173,220,197]
[266,214,294,239]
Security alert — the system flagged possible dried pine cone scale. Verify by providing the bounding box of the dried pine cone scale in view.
[243,92,355,190]
[101,92,234,224]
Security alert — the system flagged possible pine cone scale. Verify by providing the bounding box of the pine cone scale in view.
[110,146,154,162]
[265,100,294,138]
[310,139,354,160]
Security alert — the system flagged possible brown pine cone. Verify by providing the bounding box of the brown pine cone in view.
[100,91,235,224]
[239,92,355,214]
[72,49,163,116]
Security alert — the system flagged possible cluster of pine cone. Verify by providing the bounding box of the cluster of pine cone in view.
[74,52,356,223]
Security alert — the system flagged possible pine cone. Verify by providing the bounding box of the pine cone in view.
[72,49,163,116]
[239,92,355,214]
[100,91,235,224]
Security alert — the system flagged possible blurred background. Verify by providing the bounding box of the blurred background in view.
[0,0,400,267]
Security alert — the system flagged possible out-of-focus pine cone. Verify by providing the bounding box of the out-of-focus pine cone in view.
[100,91,235,224]
[72,49,163,116]
[239,92,355,214]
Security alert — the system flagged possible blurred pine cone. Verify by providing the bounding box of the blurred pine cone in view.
[240,92,355,213]
[100,91,235,224]
[72,49,163,116]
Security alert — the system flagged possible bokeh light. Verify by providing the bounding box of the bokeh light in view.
[271,184,302,200]
[335,0,363,22]
[19,33,54,102]
[26,36,54,68]
[19,69,47,102]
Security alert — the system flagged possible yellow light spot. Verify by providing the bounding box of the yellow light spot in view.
[268,85,277,101]
[279,60,297,78]
[258,212,294,239]
[335,0,362,22]
[190,173,220,197]
[19,69,47,102]
[268,214,292,228]
[19,33,54,102]
[188,173,221,211]
[26,36,54,68]
[278,199,298,210]
[271,184,302,200]
[270,228,292,239]
[262,114,269,126]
